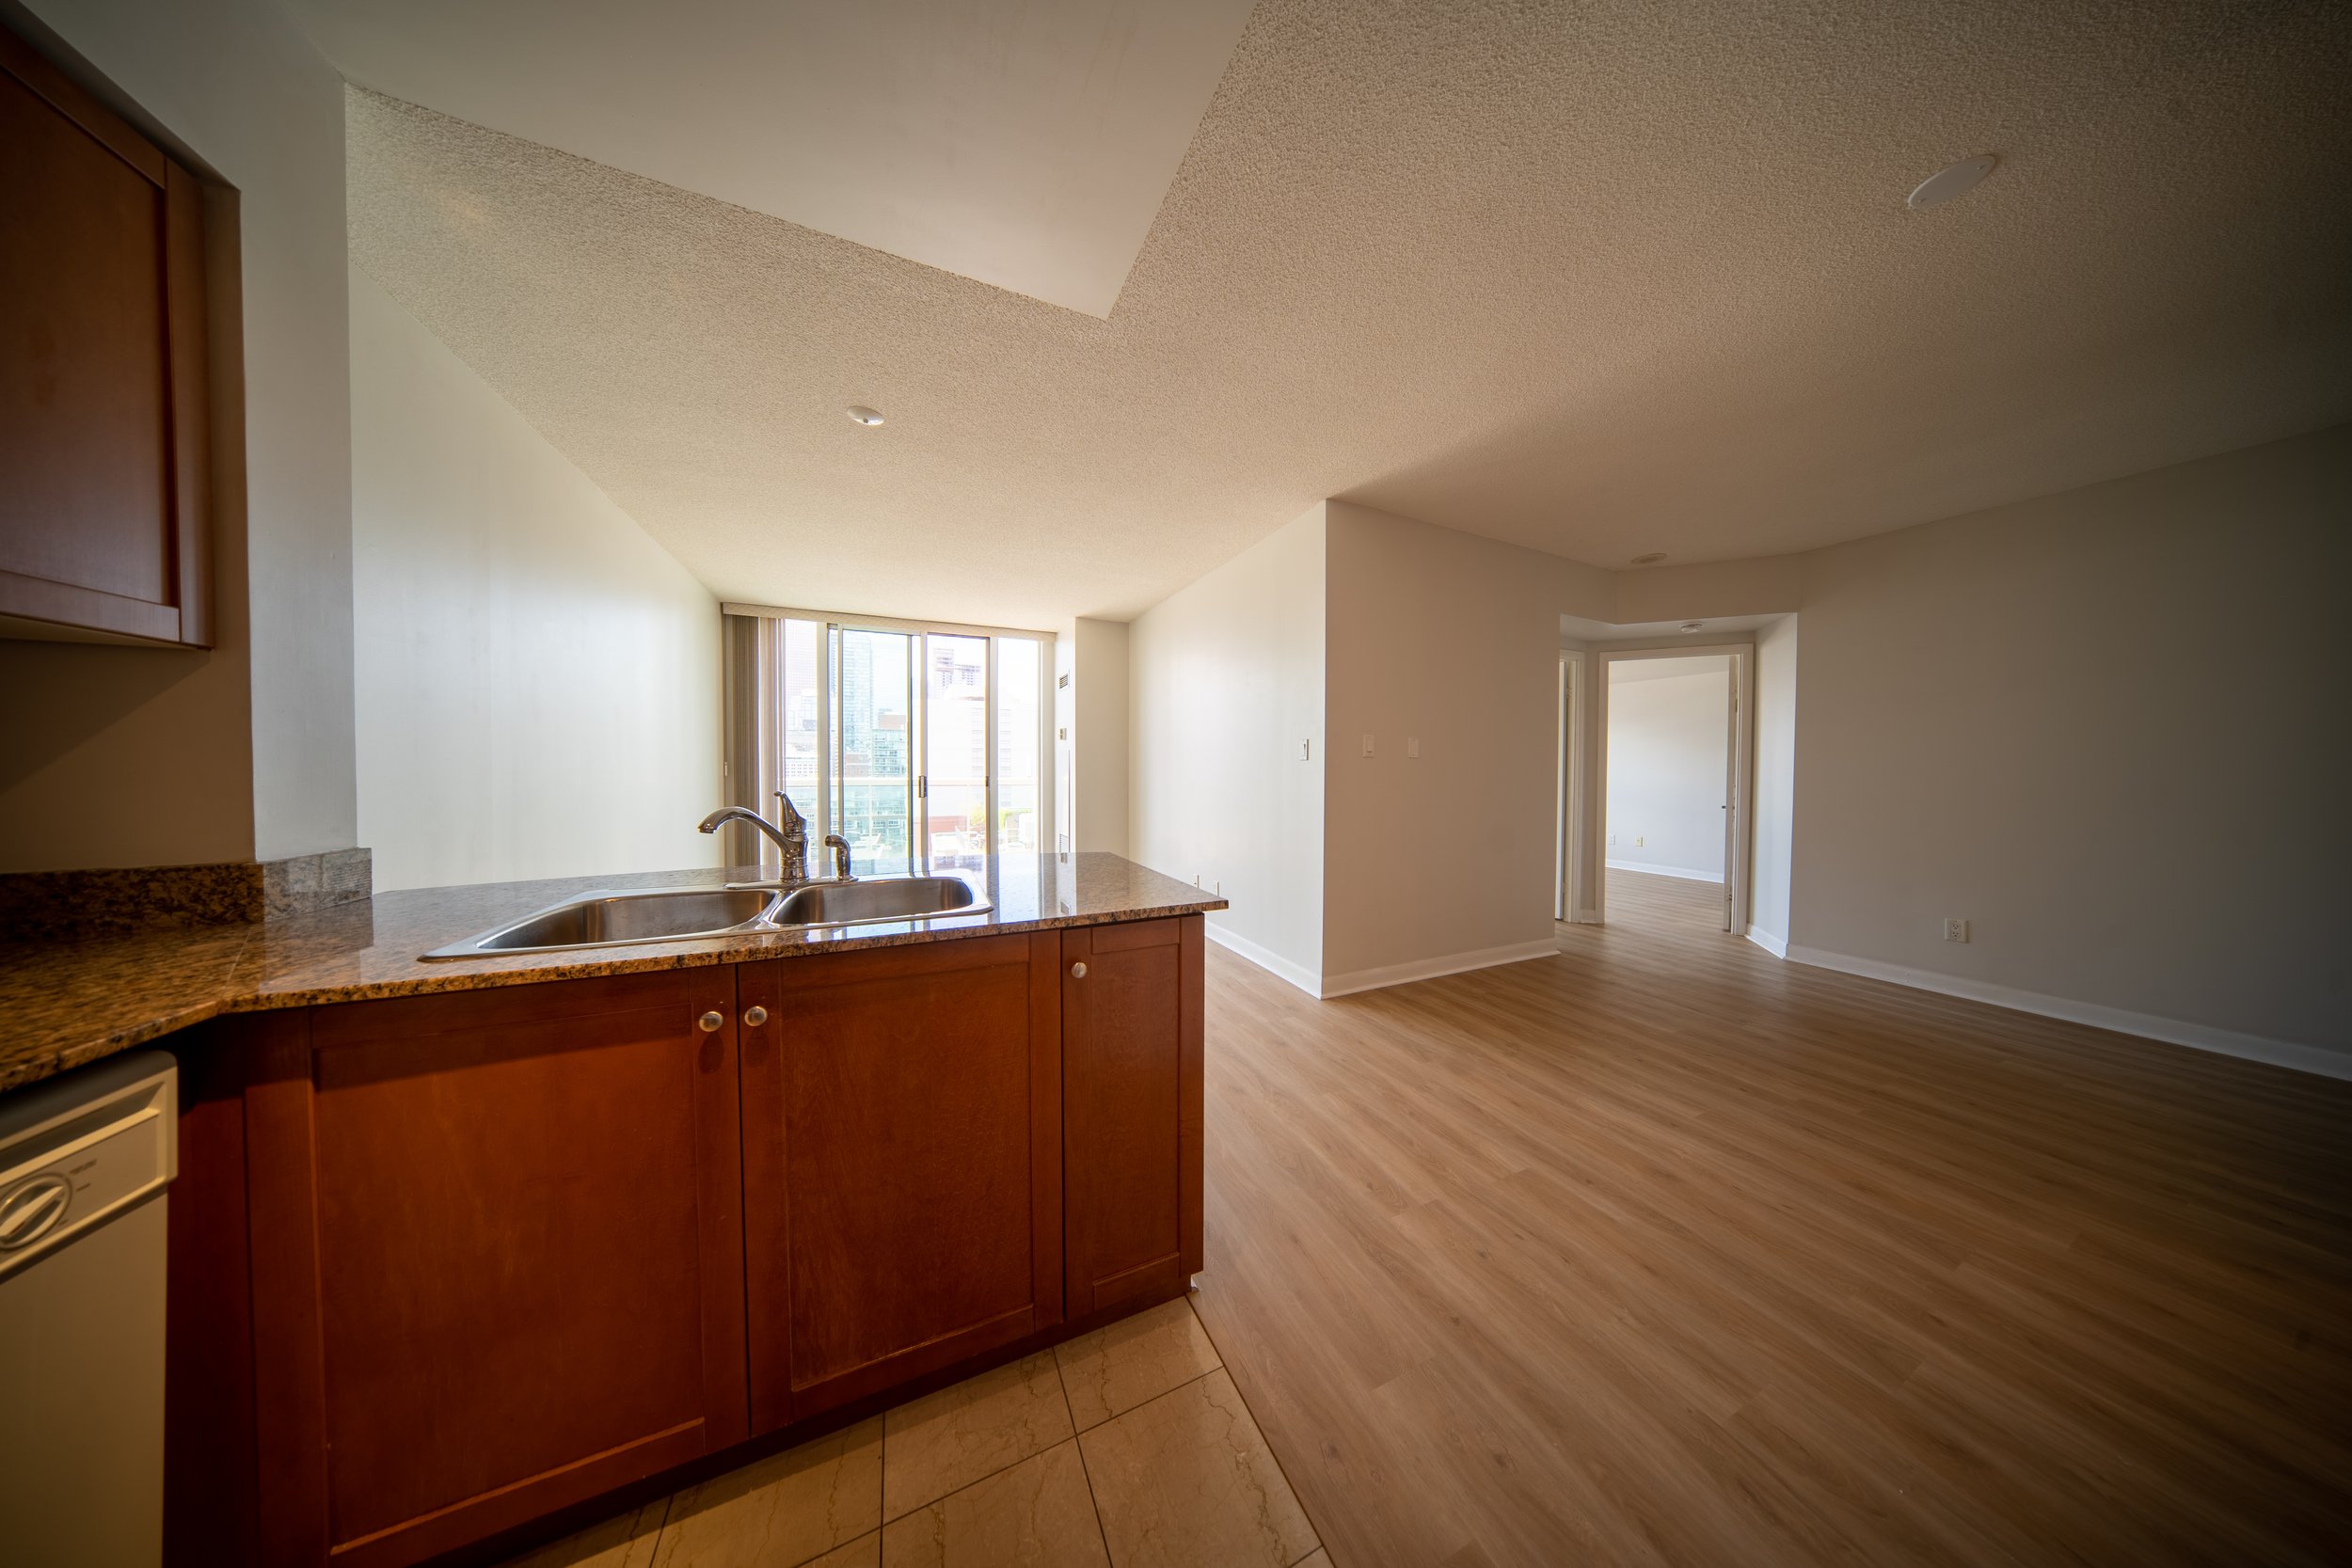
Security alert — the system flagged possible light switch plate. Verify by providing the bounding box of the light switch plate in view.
[1407,736,1420,758]
[1361,733,1375,756]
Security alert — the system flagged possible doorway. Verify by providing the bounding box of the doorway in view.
[1595,649,1750,934]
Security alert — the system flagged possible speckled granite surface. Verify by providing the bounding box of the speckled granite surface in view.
[0,854,1226,1095]
[0,847,373,939]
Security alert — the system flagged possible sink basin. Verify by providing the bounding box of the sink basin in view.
[423,887,779,958]
[421,875,991,958]
[773,876,986,928]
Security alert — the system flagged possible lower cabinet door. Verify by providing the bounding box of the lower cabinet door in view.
[242,970,748,1568]
[739,933,1063,1430]
[1062,915,1204,1317]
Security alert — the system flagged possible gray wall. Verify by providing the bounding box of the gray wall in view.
[1788,424,2352,1055]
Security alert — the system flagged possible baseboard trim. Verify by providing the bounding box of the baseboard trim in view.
[1783,944,2351,1082]
[1745,927,1788,958]
[1202,922,1321,998]
[1319,939,1559,1000]
[1605,859,1724,884]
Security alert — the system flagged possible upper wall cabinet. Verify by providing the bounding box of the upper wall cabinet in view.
[0,23,212,647]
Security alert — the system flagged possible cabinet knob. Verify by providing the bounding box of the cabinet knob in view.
[697,1010,724,1033]
[1070,961,1088,979]
[743,1006,769,1027]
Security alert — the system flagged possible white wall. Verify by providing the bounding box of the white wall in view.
[1128,504,1326,990]
[1071,617,1130,856]
[0,0,354,869]
[1321,502,1569,991]
[1605,664,1728,881]
[349,271,722,891]
[1788,424,2352,1060]
[1749,615,1798,953]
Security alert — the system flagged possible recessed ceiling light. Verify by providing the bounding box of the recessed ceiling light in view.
[846,405,885,426]
[1678,622,1705,634]
[1630,552,1667,566]
[1907,153,1998,209]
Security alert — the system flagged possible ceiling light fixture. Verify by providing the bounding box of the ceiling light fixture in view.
[846,405,885,426]
[1678,622,1705,634]
[1907,153,1998,209]
[1630,552,1667,566]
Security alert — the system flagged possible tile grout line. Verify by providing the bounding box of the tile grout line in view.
[1051,1341,1120,1564]
[1180,1295,1332,1567]
[876,1353,1087,1529]
[568,1319,1245,1568]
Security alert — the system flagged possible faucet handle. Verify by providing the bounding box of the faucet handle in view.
[773,791,805,831]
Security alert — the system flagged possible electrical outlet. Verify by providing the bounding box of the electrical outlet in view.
[1635,835,1645,847]
[1607,832,1617,847]
[1361,733,1375,756]
[1944,917,1970,943]
[1407,736,1420,758]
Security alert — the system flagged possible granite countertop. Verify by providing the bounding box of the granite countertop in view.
[0,853,1227,1095]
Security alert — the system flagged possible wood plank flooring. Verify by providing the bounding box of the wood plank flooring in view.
[1193,870,2352,1567]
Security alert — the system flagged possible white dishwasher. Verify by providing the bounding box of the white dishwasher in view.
[0,1052,177,1568]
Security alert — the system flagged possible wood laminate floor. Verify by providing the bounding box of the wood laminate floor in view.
[1193,870,2352,1567]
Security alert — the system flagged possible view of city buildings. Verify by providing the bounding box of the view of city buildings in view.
[777,620,1042,872]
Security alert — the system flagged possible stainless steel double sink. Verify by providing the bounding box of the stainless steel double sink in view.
[421,876,988,959]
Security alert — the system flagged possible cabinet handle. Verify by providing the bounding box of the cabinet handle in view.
[1070,962,1088,979]
[697,1010,724,1033]
[743,1006,769,1027]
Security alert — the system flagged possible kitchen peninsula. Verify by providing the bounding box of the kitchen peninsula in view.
[2,852,1222,1568]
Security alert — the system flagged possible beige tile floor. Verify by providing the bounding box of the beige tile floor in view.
[502,1296,1325,1568]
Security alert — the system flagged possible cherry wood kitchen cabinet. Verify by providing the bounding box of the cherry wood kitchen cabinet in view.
[738,932,1064,1429]
[1062,916,1204,1315]
[165,911,1207,1567]
[1,22,213,646]
[214,970,747,1568]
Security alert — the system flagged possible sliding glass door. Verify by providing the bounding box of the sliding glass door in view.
[774,616,1049,873]
[832,626,916,868]
[922,634,990,870]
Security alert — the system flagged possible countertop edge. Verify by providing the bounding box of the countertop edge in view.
[223,899,1232,1014]
[3,868,1230,1095]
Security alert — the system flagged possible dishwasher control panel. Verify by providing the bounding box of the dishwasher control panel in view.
[0,1053,175,1281]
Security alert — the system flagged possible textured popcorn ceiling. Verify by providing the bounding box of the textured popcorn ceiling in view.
[347,0,2352,628]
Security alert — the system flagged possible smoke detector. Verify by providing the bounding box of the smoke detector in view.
[1908,154,1998,209]
[1630,552,1667,566]
[846,405,885,426]
[1678,622,1705,634]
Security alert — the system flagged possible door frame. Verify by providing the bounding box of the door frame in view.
[1556,650,1585,923]
[1582,640,1757,933]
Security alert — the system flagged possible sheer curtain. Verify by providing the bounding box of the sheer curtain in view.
[720,610,782,875]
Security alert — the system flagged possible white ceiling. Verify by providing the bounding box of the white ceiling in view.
[286,0,1256,316]
[342,0,2352,630]
[1608,654,1732,686]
